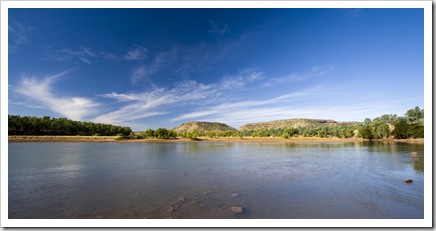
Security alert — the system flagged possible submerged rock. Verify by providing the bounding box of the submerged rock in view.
[167,196,187,212]
[231,193,239,198]
[404,178,413,183]
[203,191,211,195]
[230,206,243,213]
[167,205,177,212]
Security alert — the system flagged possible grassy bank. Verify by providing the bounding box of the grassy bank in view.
[8,135,424,144]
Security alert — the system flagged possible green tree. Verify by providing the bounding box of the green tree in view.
[406,106,424,123]
[155,128,170,139]
[391,121,410,139]
[144,129,155,138]
[317,129,327,138]
[359,125,374,141]
[408,123,424,138]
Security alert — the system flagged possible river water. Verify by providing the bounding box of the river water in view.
[8,141,424,219]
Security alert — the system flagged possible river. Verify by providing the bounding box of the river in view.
[8,141,424,219]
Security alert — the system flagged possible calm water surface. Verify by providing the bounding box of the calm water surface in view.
[9,141,424,219]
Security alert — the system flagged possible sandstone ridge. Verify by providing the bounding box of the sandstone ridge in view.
[238,118,359,131]
[172,121,238,133]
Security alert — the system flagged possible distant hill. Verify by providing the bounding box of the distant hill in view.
[172,121,237,133]
[238,118,359,131]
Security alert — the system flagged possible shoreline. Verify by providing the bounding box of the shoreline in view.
[8,135,424,144]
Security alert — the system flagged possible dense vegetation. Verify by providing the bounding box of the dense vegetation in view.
[236,107,424,140]
[8,115,132,136]
[367,106,424,140]
[135,128,178,139]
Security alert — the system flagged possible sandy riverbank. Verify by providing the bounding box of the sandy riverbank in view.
[8,135,424,144]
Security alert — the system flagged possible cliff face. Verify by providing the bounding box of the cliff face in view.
[238,118,359,131]
[172,121,237,133]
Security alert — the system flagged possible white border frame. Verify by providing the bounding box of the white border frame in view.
[1,0,432,228]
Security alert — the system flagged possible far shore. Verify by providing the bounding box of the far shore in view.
[8,135,424,144]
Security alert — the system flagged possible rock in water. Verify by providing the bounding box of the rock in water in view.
[231,193,239,198]
[230,206,243,213]
[167,196,187,212]
[404,178,413,183]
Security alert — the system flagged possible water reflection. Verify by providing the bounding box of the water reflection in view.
[411,152,424,172]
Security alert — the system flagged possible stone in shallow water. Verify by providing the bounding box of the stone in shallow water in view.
[231,193,239,198]
[168,205,177,212]
[404,178,413,183]
[167,196,187,212]
[230,206,243,213]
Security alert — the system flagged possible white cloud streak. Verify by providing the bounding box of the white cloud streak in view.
[220,68,263,89]
[132,34,250,82]
[8,18,34,52]
[170,82,410,128]
[124,46,148,61]
[13,71,100,121]
[131,66,146,83]
[95,80,215,125]
[46,45,148,64]
[95,68,264,126]
[170,86,330,123]
[46,46,96,64]
[263,66,335,87]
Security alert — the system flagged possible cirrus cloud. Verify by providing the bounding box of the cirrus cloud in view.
[13,71,100,121]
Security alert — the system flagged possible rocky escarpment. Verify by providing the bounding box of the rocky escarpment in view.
[172,121,237,133]
[238,118,359,131]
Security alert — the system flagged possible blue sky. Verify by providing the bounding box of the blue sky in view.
[8,8,424,131]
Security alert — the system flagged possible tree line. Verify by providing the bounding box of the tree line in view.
[8,115,132,136]
[359,106,424,140]
[234,107,423,140]
[9,106,423,140]
[171,106,422,140]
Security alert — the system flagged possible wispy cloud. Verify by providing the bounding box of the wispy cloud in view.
[263,66,334,87]
[95,67,263,126]
[208,20,229,35]
[132,47,178,83]
[95,67,319,128]
[170,81,409,128]
[8,18,33,52]
[101,52,120,62]
[171,86,331,124]
[94,80,215,126]
[131,66,146,83]
[124,46,148,61]
[13,71,100,121]
[45,45,148,64]
[220,68,263,89]
[45,46,96,64]
[134,33,251,82]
